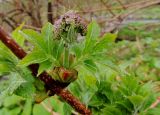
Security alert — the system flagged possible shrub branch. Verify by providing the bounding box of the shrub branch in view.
[0,26,91,115]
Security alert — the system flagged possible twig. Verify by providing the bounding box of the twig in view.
[77,0,160,13]
[17,24,41,31]
[7,17,17,26]
[115,0,126,9]
[3,19,16,30]
[100,0,115,16]
[34,0,42,27]
[0,27,91,115]
[48,1,53,24]
[19,1,41,27]
[103,0,160,33]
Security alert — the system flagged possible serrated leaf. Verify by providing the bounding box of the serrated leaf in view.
[0,43,18,64]
[0,73,26,103]
[71,43,83,59]
[128,95,144,107]
[20,29,47,51]
[138,82,154,96]
[86,21,100,41]
[97,58,121,74]
[19,49,48,67]
[14,82,36,98]
[83,59,98,72]
[121,76,139,95]
[55,40,64,60]
[11,22,25,46]
[146,108,160,115]
[102,33,117,42]
[0,64,12,75]
[89,100,104,107]
[41,22,54,54]
[116,100,132,112]
[101,105,122,115]
[83,21,100,54]
[94,33,117,52]
[8,73,26,94]
[81,91,95,106]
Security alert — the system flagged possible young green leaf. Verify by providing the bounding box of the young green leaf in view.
[94,33,117,52]
[101,105,122,115]
[55,40,64,60]
[19,49,48,67]
[102,33,117,42]
[14,82,36,98]
[83,21,100,54]
[71,43,83,59]
[86,21,100,40]
[0,73,26,98]
[41,22,54,54]
[11,23,25,47]
[0,64,12,75]
[83,59,98,72]
[20,29,47,51]
[128,95,144,107]
[0,42,18,64]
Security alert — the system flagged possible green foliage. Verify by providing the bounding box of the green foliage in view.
[0,20,160,115]
[68,73,159,115]
[18,21,117,82]
[0,42,35,102]
[11,23,25,47]
[118,22,160,41]
[0,25,37,104]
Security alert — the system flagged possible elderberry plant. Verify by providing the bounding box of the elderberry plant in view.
[0,18,117,107]
[1,18,160,115]
[18,21,117,83]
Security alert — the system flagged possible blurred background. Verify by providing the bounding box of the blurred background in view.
[1,0,160,41]
[0,0,160,32]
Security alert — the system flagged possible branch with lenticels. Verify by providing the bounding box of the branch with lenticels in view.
[0,27,91,115]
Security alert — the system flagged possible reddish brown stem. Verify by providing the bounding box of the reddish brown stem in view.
[0,27,91,115]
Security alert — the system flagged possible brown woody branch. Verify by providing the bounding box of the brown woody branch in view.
[0,27,91,115]
[102,0,160,33]
[100,0,115,16]
[3,19,15,30]
[78,0,160,13]
[115,0,126,9]
[48,1,53,24]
